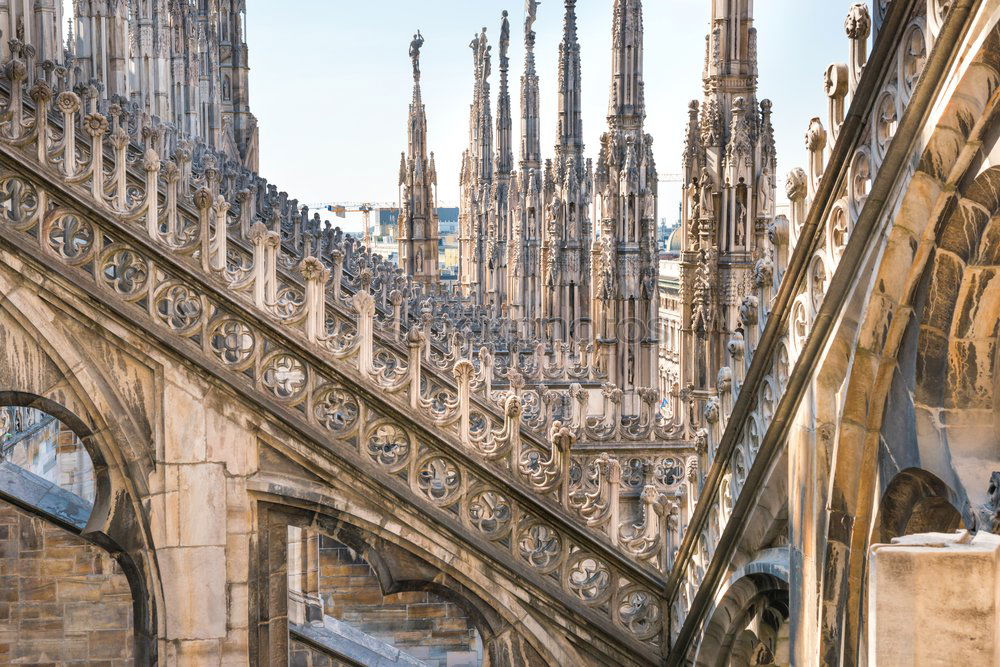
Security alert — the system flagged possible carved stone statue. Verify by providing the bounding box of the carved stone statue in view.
[500,11,510,60]
[526,0,541,35]
[699,168,714,218]
[409,30,424,79]
[735,200,747,247]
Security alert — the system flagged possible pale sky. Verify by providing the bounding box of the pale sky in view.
[247,1,850,224]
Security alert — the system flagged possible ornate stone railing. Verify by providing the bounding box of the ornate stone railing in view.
[0,45,688,656]
[17,37,672,451]
[664,0,953,653]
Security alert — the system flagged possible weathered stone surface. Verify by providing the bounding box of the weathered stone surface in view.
[869,531,1000,665]
[164,381,208,464]
[159,545,227,640]
[178,463,227,547]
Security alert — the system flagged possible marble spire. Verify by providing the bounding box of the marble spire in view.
[592,0,658,414]
[487,11,514,311]
[555,0,584,165]
[541,0,591,346]
[509,0,545,336]
[398,30,440,288]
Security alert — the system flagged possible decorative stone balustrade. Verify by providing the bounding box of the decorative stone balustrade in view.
[0,42,696,655]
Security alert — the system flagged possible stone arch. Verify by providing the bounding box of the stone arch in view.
[0,284,163,661]
[251,493,571,667]
[687,448,789,667]
[693,550,790,667]
[0,392,157,663]
[1,392,106,510]
[285,520,492,666]
[905,158,1000,506]
[321,520,503,645]
[812,17,1000,665]
[875,467,966,542]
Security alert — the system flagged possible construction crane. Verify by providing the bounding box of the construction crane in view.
[314,203,376,246]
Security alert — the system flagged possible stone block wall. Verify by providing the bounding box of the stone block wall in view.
[0,498,133,665]
[318,537,482,666]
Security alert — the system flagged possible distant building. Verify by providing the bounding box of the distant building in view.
[373,206,458,237]
[376,207,399,237]
[657,226,683,415]
[437,207,459,235]
[440,235,460,281]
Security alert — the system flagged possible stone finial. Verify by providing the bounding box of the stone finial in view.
[159,160,178,184]
[502,392,523,420]
[406,325,424,346]
[29,79,53,103]
[717,367,733,394]
[785,168,807,201]
[703,399,720,424]
[83,112,109,137]
[844,3,871,40]
[739,295,759,327]
[727,330,745,360]
[249,221,269,243]
[694,428,708,453]
[298,256,328,282]
[143,147,160,173]
[804,118,827,153]
[453,359,475,383]
[193,188,213,211]
[824,63,849,100]
[753,257,774,288]
[549,419,576,453]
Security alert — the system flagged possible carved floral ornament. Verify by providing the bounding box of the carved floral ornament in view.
[902,23,928,92]
[46,212,94,262]
[805,118,827,154]
[875,90,899,154]
[850,148,872,211]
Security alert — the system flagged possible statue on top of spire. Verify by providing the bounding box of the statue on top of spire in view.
[500,11,510,62]
[409,30,424,80]
[526,0,540,35]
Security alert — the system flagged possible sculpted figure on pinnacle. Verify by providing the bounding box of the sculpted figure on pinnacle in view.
[526,0,541,34]
[500,11,510,61]
[410,30,424,80]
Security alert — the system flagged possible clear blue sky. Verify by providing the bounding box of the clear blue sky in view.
[247,1,849,224]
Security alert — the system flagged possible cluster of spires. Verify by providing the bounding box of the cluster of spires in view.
[398,0,662,413]
[65,0,257,170]
[395,0,776,420]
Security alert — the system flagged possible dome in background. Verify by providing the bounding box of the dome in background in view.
[667,226,682,254]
